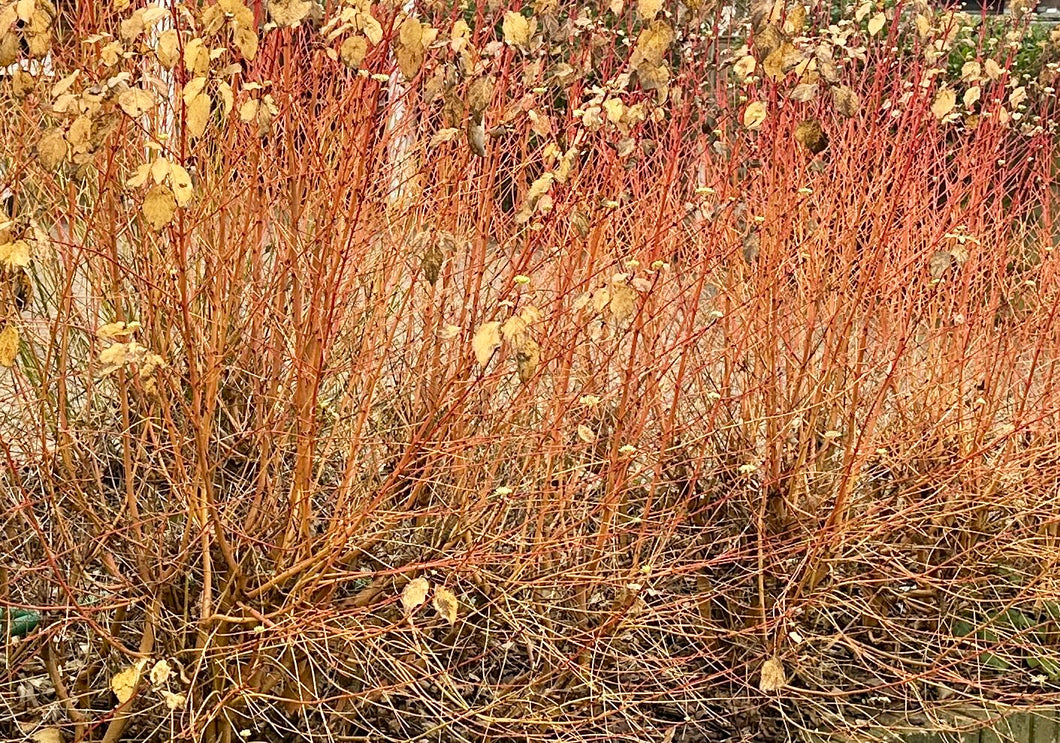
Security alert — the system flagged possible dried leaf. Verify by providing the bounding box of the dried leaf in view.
[402,577,430,612]
[502,11,531,49]
[156,28,179,68]
[395,16,426,80]
[0,239,31,269]
[161,691,186,710]
[0,32,18,67]
[183,37,209,75]
[794,119,827,153]
[239,98,259,123]
[467,119,486,157]
[118,87,154,117]
[268,0,311,27]
[743,101,767,130]
[420,238,443,284]
[759,657,786,692]
[0,323,18,367]
[110,659,147,704]
[733,54,756,82]
[832,85,859,117]
[984,58,1002,80]
[963,85,981,108]
[143,185,176,231]
[637,0,663,20]
[233,24,258,61]
[931,88,956,120]
[149,659,172,686]
[631,20,673,70]
[501,315,528,342]
[429,127,459,148]
[433,587,459,624]
[473,321,501,366]
[31,728,63,743]
[36,128,67,171]
[186,92,212,139]
[340,35,367,68]
[789,82,818,102]
[516,338,539,382]
[577,424,595,443]
[609,282,637,324]
[169,164,194,207]
[97,321,139,340]
[867,11,885,36]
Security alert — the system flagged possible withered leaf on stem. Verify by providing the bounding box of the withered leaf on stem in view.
[0,323,18,367]
[516,338,540,382]
[832,85,859,117]
[759,656,787,692]
[794,119,827,154]
[401,577,430,613]
[420,238,443,285]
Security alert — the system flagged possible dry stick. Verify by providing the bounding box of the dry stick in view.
[101,597,159,743]
[43,636,88,741]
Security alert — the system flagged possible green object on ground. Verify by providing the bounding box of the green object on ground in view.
[1,608,41,638]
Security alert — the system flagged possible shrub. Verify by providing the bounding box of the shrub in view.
[2,0,1060,741]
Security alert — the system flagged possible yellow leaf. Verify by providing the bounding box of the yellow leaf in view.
[340,35,367,68]
[233,24,258,61]
[118,87,155,117]
[268,0,312,27]
[743,101,767,130]
[502,11,531,49]
[964,86,981,108]
[99,343,130,374]
[97,321,139,340]
[432,587,459,624]
[637,0,662,20]
[577,424,595,443]
[110,659,147,704]
[183,37,208,75]
[472,321,501,366]
[631,20,673,70]
[150,156,170,185]
[984,58,1002,80]
[186,92,211,139]
[0,240,31,269]
[733,54,756,82]
[401,577,430,613]
[0,323,19,367]
[16,0,35,23]
[500,315,528,343]
[31,728,63,743]
[169,164,194,207]
[161,691,186,709]
[395,16,425,80]
[759,656,786,692]
[0,32,18,67]
[50,70,79,98]
[239,98,259,123]
[215,80,234,118]
[143,185,176,231]
[931,88,956,120]
[359,12,383,45]
[36,128,67,171]
[867,11,885,36]
[126,163,151,189]
[609,282,637,324]
[149,659,172,686]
